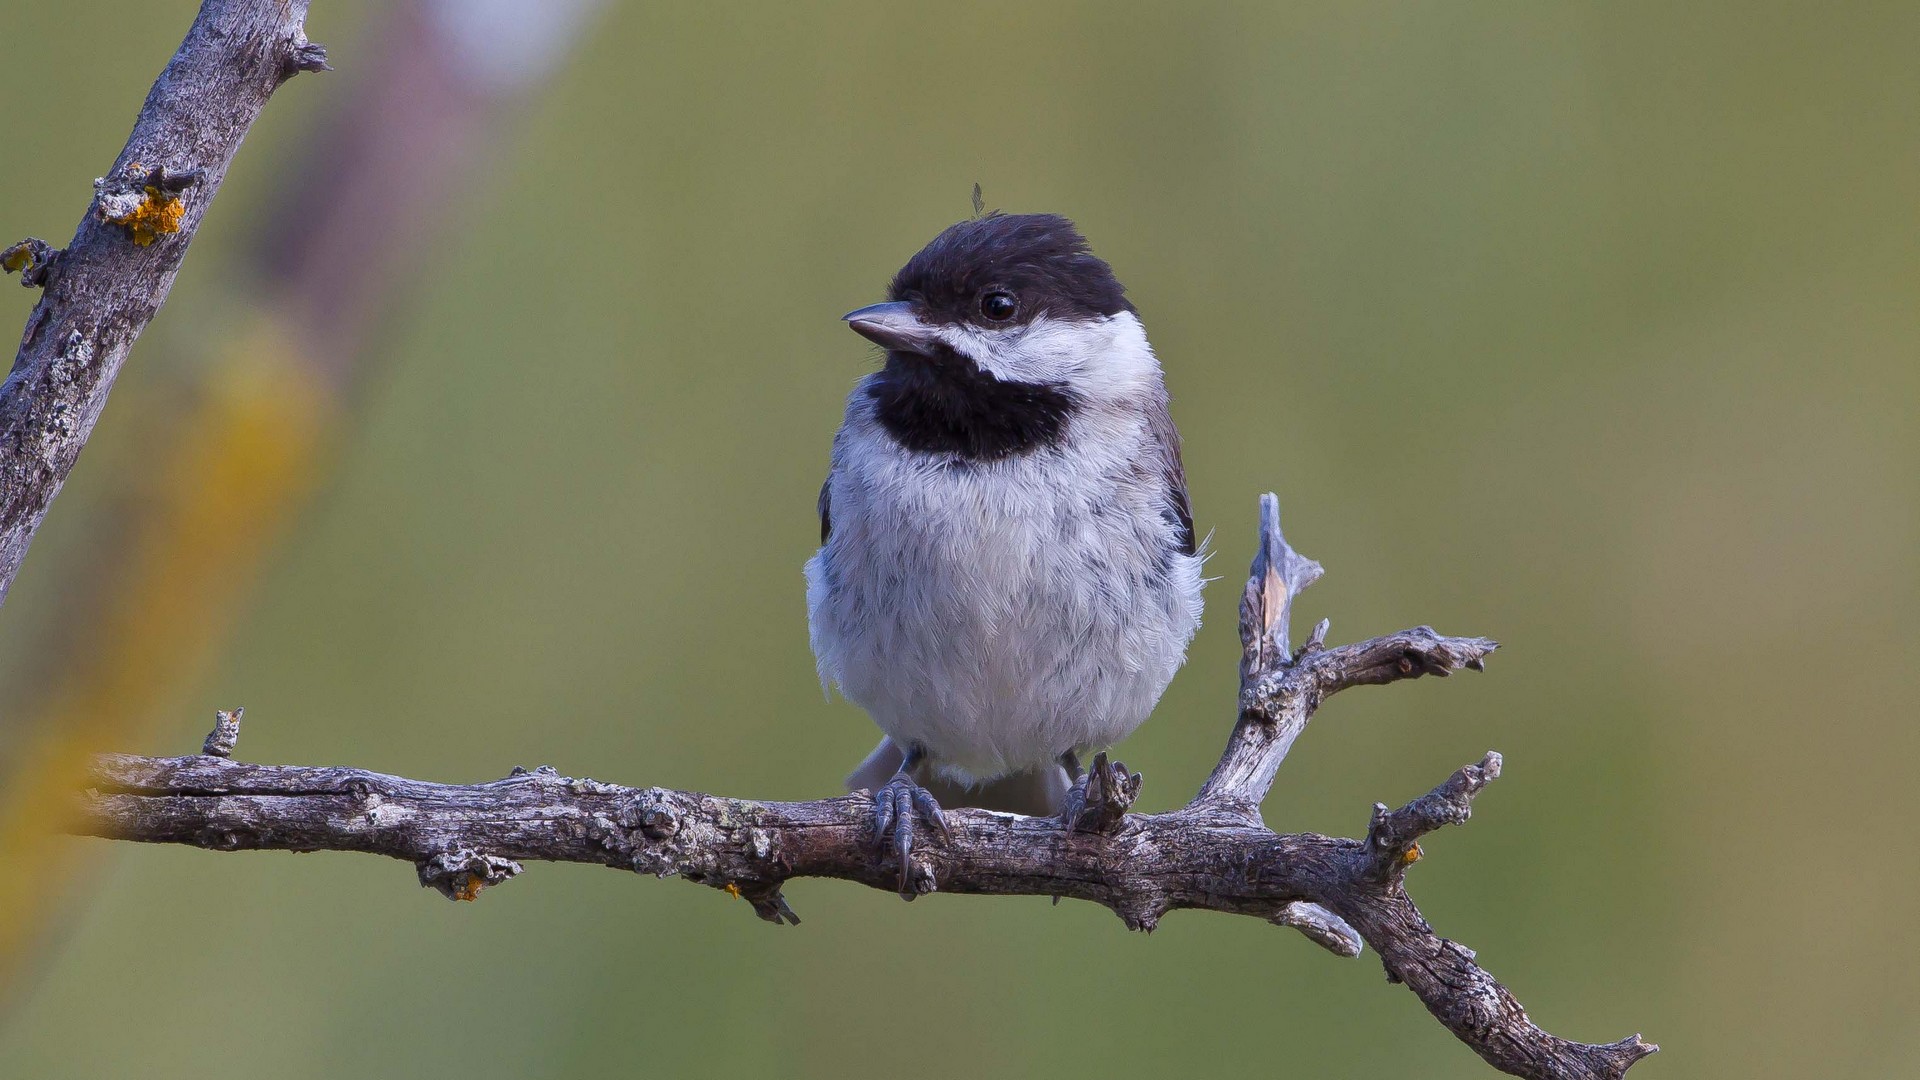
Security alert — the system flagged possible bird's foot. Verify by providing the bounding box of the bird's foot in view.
[871,771,949,896]
[1059,752,1141,833]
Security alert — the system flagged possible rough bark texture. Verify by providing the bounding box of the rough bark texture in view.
[0,0,324,605]
[70,496,1654,1079]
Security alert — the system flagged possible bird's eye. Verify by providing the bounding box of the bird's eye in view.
[978,290,1017,322]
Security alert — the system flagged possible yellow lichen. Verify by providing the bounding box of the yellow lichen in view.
[107,186,185,246]
[723,882,742,899]
[1,246,32,274]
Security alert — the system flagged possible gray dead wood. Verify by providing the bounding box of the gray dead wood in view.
[71,495,1653,1079]
[0,0,325,604]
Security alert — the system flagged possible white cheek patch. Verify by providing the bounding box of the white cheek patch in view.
[935,312,1161,404]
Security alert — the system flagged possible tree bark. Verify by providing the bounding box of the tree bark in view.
[0,0,326,605]
[70,495,1656,1080]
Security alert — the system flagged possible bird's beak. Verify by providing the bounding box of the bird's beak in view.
[844,301,939,355]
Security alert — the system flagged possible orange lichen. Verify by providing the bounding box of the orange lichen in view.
[453,876,484,902]
[723,882,743,899]
[1403,843,1423,865]
[107,186,186,246]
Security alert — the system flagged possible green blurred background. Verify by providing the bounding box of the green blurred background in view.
[3,1,1916,1076]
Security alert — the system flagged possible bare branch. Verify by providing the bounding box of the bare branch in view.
[1311,625,1499,693]
[0,0,324,606]
[64,496,1650,1078]
[1366,750,1502,882]
[1337,883,1658,1080]
[1198,496,1497,813]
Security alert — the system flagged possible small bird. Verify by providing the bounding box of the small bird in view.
[805,212,1204,888]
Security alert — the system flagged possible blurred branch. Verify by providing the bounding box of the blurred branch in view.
[0,0,325,606]
[67,495,1653,1079]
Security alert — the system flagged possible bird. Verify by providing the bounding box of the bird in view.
[805,212,1205,890]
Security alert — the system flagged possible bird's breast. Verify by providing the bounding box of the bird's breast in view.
[806,431,1204,781]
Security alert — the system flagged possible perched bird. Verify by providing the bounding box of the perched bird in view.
[806,212,1204,888]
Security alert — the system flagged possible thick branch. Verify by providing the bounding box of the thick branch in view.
[65,496,1651,1078]
[76,752,1343,924]
[0,0,324,605]
[73,744,1651,1078]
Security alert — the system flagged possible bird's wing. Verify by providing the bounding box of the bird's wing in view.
[1145,393,1197,557]
[817,474,833,543]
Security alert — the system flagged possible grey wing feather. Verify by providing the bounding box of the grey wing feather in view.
[1145,394,1196,556]
[818,475,833,543]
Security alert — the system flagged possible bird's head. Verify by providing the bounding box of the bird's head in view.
[844,213,1161,411]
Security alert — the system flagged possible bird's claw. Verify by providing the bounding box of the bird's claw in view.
[872,772,948,895]
[1060,751,1141,833]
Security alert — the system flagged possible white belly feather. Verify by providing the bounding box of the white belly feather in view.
[806,408,1204,785]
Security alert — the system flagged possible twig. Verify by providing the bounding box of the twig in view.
[67,495,1653,1079]
[1238,492,1322,682]
[0,0,325,606]
[1271,900,1363,958]
[201,707,244,759]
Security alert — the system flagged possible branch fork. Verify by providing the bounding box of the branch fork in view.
[68,495,1649,1079]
